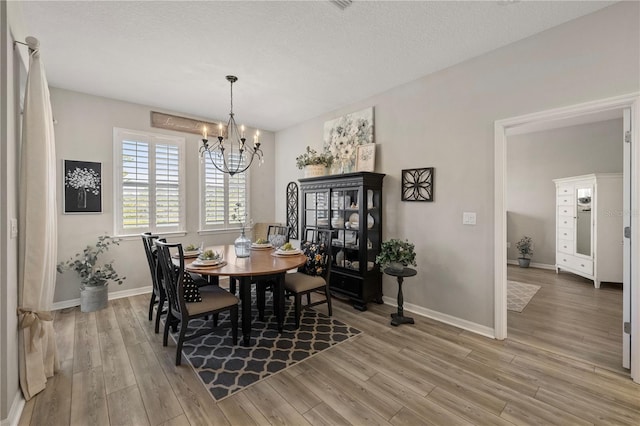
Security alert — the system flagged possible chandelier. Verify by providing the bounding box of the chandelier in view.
[200,75,263,176]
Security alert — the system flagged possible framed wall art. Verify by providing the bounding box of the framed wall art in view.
[63,159,102,213]
[401,167,434,202]
[324,107,374,174]
[355,143,376,172]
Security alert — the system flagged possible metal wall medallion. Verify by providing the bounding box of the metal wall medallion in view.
[286,182,299,239]
[401,167,434,202]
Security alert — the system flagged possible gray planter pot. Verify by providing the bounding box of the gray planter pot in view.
[518,258,531,268]
[80,284,108,312]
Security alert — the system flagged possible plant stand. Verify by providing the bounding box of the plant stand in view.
[80,285,108,312]
[384,267,417,326]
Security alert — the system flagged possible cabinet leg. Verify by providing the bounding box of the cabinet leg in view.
[594,280,601,289]
[352,301,367,311]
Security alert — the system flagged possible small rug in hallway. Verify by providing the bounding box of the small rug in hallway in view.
[168,292,361,401]
[508,281,541,312]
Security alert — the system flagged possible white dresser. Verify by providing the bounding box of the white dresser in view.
[553,173,623,288]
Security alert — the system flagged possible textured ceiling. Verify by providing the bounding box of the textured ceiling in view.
[19,1,615,131]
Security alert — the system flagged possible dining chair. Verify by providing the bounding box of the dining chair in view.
[155,240,239,365]
[141,232,166,334]
[284,228,333,328]
[252,225,291,320]
[142,233,211,333]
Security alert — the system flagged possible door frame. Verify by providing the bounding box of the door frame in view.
[494,92,640,383]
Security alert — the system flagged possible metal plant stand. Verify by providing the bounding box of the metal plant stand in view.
[383,267,417,326]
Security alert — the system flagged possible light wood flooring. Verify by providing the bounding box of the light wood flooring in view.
[508,265,626,374]
[20,279,640,426]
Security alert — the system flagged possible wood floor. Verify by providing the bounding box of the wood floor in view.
[20,278,639,426]
[508,265,625,374]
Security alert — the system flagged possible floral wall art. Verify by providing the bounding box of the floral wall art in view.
[63,159,102,213]
[324,107,374,174]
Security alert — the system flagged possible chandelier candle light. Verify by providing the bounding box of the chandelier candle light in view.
[200,75,263,176]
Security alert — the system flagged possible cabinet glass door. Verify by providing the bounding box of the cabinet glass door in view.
[305,191,329,228]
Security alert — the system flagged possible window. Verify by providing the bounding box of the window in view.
[114,128,185,235]
[200,152,249,231]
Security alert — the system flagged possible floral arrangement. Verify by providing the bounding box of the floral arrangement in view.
[231,202,249,232]
[57,235,125,288]
[375,239,417,268]
[65,167,101,195]
[325,111,373,167]
[295,146,333,170]
[516,236,533,259]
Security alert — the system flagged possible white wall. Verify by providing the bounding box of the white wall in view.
[50,88,276,303]
[1,1,28,421]
[506,119,623,265]
[274,2,639,329]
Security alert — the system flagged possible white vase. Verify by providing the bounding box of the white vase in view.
[80,284,108,312]
[304,165,327,178]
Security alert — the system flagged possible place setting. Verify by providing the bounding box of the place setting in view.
[250,237,273,250]
[188,249,226,269]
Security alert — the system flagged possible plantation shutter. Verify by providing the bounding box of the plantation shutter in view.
[201,152,248,230]
[121,140,150,229]
[155,144,180,228]
[204,153,226,226]
[115,128,184,235]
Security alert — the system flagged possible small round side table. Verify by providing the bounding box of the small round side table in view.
[383,267,417,326]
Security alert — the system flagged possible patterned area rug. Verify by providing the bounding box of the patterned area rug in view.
[508,280,541,312]
[168,291,361,401]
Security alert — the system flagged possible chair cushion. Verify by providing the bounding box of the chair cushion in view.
[183,273,202,303]
[186,285,239,316]
[300,241,328,276]
[284,272,326,293]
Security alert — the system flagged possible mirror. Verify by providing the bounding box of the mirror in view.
[575,187,592,256]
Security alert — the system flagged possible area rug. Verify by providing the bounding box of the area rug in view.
[168,291,361,401]
[507,280,541,312]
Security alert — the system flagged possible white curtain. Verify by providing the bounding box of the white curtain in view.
[17,36,59,400]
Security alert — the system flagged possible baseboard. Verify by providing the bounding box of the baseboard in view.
[1,391,24,426]
[51,286,153,310]
[381,296,495,339]
[506,260,555,270]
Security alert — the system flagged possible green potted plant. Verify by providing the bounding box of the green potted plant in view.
[296,146,334,177]
[516,236,533,268]
[57,235,125,312]
[375,239,417,272]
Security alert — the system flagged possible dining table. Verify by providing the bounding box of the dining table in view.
[185,244,307,346]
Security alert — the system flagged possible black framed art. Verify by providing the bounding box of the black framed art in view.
[401,167,434,202]
[63,159,102,213]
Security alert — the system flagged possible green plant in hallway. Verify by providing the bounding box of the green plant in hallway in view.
[516,235,533,268]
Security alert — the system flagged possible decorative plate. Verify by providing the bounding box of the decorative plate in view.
[275,248,301,255]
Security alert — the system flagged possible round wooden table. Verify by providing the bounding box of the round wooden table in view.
[186,244,307,345]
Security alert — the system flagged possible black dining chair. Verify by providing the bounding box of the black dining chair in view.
[141,232,166,333]
[155,240,239,365]
[252,225,291,320]
[284,228,333,328]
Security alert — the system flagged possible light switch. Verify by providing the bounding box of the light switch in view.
[463,212,476,225]
[10,218,18,239]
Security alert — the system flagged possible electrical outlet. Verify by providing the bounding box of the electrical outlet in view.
[462,212,476,225]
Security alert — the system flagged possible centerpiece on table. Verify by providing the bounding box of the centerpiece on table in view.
[57,235,125,312]
[375,239,417,273]
[232,202,251,258]
[296,146,334,177]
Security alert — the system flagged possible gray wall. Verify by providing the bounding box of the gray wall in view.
[51,88,277,303]
[274,2,639,328]
[507,119,623,265]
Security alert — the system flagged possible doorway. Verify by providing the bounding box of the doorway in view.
[494,93,640,383]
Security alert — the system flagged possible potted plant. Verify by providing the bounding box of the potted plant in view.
[516,236,533,268]
[296,146,334,177]
[375,239,417,273]
[57,235,125,312]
